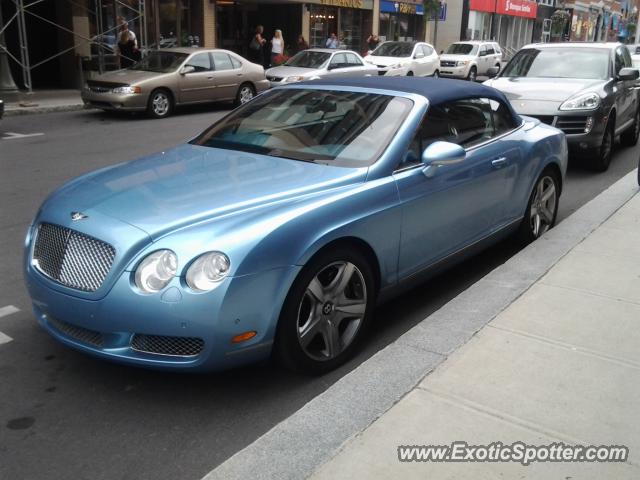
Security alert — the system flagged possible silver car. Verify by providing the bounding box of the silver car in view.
[81,48,270,118]
[265,49,377,87]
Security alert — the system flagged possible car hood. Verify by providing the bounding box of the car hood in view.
[44,144,366,240]
[485,77,604,103]
[266,65,318,78]
[90,68,167,84]
[365,55,409,66]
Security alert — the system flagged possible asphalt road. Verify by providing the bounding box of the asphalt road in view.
[1,106,638,480]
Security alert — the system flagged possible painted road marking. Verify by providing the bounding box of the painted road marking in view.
[1,132,45,140]
[0,305,20,318]
[0,305,19,345]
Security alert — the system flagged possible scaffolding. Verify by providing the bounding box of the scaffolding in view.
[0,0,147,92]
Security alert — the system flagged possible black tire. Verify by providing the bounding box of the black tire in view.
[235,82,256,107]
[467,66,477,82]
[146,89,173,118]
[407,71,414,76]
[620,108,640,147]
[274,246,376,375]
[516,168,560,245]
[589,119,614,172]
[494,63,501,74]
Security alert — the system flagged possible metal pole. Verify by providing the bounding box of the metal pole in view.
[0,1,20,92]
[16,0,32,92]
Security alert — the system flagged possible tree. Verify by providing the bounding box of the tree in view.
[423,0,441,47]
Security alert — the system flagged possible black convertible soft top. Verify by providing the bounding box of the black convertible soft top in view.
[287,76,521,125]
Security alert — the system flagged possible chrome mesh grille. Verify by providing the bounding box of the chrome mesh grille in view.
[48,317,104,347]
[130,334,205,357]
[33,223,115,292]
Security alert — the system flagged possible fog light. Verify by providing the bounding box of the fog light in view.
[585,116,594,133]
[231,331,257,344]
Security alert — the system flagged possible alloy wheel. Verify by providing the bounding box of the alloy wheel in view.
[296,261,367,362]
[239,86,254,104]
[529,175,557,238]
[152,92,170,117]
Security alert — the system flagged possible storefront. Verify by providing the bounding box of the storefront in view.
[378,0,425,42]
[308,0,373,54]
[467,0,536,51]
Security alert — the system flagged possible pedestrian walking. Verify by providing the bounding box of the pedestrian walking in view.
[270,29,285,66]
[296,34,309,53]
[326,33,339,49]
[248,25,267,65]
[117,21,139,68]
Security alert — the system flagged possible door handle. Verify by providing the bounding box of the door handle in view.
[491,157,508,169]
[207,76,214,79]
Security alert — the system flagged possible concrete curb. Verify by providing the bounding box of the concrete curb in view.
[4,104,90,117]
[202,170,639,480]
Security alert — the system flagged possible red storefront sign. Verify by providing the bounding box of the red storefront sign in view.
[470,0,537,18]
[496,0,537,18]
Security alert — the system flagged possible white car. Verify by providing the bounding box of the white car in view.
[439,41,503,81]
[364,41,440,77]
[625,45,640,68]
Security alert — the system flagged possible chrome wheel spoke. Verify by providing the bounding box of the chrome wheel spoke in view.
[307,277,325,303]
[320,320,341,358]
[533,213,541,237]
[541,183,555,203]
[299,315,324,348]
[328,262,354,296]
[540,207,553,224]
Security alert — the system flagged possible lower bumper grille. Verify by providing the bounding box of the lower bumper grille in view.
[440,60,456,67]
[555,116,590,134]
[130,334,204,357]
[48,317,104,347]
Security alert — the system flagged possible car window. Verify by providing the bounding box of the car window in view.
[400,98,497,168]
[493,43,502,54]
[490,100,519,135]
[621,46,632,68]
[346,53,363,66]
[330,53,348,68]
[479,45,487,56]
[486,45,495,55]
[186,53,212,72]
[230,55,242,69]
[422,45,434,56]
[212,52,234,71]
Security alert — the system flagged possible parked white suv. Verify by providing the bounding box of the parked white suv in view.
[439,41,503,81]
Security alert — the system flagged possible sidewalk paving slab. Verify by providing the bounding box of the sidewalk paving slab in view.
[2,90,86,116]
[311,192,640,479]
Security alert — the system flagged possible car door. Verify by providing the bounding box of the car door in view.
[477,44,489,74]
[421,45,438,75]
[177,52,215,103]
[411,44,426,76]
[344,52,369,77]
[211,51,242,101]
[618,46,637,127]
[393,98,520,279]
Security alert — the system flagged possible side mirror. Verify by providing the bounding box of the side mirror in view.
[421,141,466,178]
[180,65,195,75]
[414,52,425,59]
[478,51,487,57]
[618,67,639,81]
[486,66,500,78]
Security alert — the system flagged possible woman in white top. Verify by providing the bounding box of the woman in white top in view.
[270,29,285,66]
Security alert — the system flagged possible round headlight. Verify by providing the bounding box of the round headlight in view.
[186,252,230,292]
[134,250,177,294]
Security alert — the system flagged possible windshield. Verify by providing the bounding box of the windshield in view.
[501,48,610,79]
[191,89,413,168]
[446,43,477,55]
[284,51,331,69]
[371,42,414,57]
[130,52,188,73]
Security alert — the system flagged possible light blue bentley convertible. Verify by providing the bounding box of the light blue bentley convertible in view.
[25,77,567,374]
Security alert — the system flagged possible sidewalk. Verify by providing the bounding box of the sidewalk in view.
[2,89,85,116]
[312,187,640,478]
[204,171,640,480]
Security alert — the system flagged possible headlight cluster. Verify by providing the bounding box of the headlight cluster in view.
[285,75,305,83]
[134,250,230,294]
[112,86,141,94]
[391,63,405,69]
[456,60,469,67]
[559,92,600,111]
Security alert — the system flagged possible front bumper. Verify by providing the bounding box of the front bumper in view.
[438,64,470,78]
[25,239,300,371]
[255,79,272,93]
[81,89,148,112]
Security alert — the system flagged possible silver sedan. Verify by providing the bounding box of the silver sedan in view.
[265,49,378,87]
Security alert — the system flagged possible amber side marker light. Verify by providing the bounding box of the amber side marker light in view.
[231,331,257,344]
